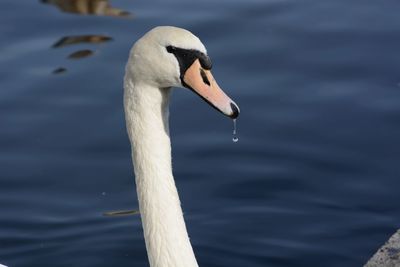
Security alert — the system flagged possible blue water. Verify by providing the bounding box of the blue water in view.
[1,0,400,266]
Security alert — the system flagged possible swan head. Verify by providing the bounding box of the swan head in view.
[126,26,240,118]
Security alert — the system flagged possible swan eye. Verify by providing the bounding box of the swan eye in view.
[166,45,177,53]
[166,46,211,68]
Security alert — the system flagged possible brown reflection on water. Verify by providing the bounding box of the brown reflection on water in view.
[50,35,109,74]
[67,49,94,59]
[41,0,131,17]
[42,0,131,74]
[52,35,112,48]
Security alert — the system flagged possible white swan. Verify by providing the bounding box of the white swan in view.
[124,26,240,267]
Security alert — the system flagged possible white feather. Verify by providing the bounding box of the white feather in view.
[124,26,203,267]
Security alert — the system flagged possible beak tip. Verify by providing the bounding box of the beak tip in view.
[229,102,240,119]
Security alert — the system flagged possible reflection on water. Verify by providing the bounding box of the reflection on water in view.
[42,0,128,74]
[52,67,67,74]
[68,49,94,59]
[52,35,112,48]
[41,0,131,17]
[103,210,140,217]
[3,1,400,267]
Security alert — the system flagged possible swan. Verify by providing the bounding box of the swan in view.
[124,26,240,267]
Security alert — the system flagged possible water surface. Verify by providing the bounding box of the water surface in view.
[1,0,400,266]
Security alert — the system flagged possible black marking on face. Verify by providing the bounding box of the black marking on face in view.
[166,45,233,118]
[166,45,212,86]
[200,68,210,86]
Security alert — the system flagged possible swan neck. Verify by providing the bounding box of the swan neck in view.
[124,80,199,267]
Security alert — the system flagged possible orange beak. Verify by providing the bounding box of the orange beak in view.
[182,59,239,118]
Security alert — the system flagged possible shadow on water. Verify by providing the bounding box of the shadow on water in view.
[40,0,131,74]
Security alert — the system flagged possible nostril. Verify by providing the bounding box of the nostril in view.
[200,69,210,86]
[230,102,240,119]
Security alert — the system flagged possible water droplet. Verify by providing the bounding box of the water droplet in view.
[232,119,239,143]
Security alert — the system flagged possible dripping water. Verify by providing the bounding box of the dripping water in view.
[232,119,239,143]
